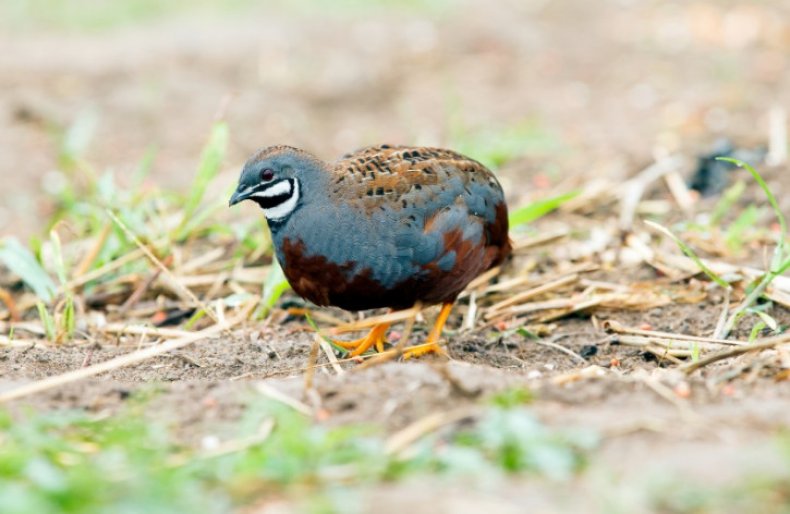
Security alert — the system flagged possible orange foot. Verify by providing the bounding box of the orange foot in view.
[331,323,390,357]
[402,301,452,359]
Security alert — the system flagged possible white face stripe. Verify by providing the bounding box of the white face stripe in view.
[251,179,292,198]
[263,179,300,221]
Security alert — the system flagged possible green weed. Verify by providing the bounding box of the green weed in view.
[61,294,76,340]
[689,179,765,255]
[724,205,760,252]
[717,158,790,337]
[177,121,229,241]
[58,109,98,171]
[509,191,579,228]
[35,301,56,341]
[709,180,746,227]
[0,238,57,302]
[0,398,594,513]
[651,158,790,339]
[257,261,291,320]
[489,387,535,408]
[690,342,700,362]
[304,312,349,354]
[645,219,729,288]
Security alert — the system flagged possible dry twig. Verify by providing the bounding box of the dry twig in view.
[680,332,790,374]
[255,382,313,416]
[0,299,256,403]
[385,407,479,456]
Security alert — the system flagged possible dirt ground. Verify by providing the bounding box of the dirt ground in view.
[3,0,790,511]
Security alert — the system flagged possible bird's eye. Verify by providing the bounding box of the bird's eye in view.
[260,168,275,182]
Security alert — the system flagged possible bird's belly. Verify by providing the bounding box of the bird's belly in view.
[278,232,494,312]
[277,236,419,310]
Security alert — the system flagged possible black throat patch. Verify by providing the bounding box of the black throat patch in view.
[251,179,294,209]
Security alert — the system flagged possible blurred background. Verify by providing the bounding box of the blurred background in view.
[2,0,789,238]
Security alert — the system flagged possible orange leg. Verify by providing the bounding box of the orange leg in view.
[403,301,453,359]
[331,323,390,357]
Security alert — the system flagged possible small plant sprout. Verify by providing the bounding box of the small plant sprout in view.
[650,157,789,341]
[717,158,790,338]
[509,191,580,228]
[36,301,56,342]
[644,219,730,289]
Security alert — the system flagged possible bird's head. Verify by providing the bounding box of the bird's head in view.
[229,146,324,224]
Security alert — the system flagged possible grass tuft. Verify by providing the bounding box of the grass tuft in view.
[257,260,291,320]
[0,238,57,303]
[177,121,229,240]
[509,191,579,228]
[652,158,790,339]
[0,398,594,512]
[645,219,729,288]
[35,301,56,341]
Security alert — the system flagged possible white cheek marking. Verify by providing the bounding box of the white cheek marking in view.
[252,179,292,198]
[263,180,300,221]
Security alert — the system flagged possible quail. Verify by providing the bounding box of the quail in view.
[229,144,511,357]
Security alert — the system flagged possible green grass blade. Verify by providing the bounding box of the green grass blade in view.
[59,108,98,168]
[690,342,700,363]
[0,237,57,302]
[0,396,593,512]
[62,293,76,339]
[304,312,349,354]
[717,157,786,236]
[724,205,759,252]
[644,220,729,288]
[179,121,229,235]
[749,321,767,342]
[183,309,207,330]
[131,145,158,190]
[717,157,790,278]
[710,180,745,227]
[36,301,56,341]
[509,191,579,227]
[256,261,290,319]
[49,229,68,287]
[775,256,790,276]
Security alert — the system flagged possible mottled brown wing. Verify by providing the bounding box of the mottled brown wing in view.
[333,144,511,278]
[330,145,496,210]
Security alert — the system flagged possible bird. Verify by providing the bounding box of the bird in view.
[229,144,511,358]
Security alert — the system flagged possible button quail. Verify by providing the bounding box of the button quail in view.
[230,144,511,357]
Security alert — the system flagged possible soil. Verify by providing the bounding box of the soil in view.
[3,1,790,511]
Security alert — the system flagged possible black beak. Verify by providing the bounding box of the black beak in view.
[229,185,252,207]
